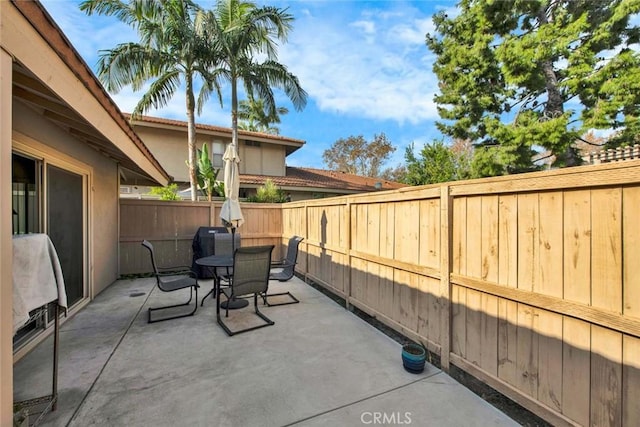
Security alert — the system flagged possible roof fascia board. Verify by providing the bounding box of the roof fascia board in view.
[4,1,169,185]
[130,116,305,148]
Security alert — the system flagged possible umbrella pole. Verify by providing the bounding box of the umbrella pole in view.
[231,225,236,253]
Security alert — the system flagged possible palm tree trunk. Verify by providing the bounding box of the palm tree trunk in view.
[186,73,198,201]
[231,71,239,150]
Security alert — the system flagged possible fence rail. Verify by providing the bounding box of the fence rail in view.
[120,160,640,426]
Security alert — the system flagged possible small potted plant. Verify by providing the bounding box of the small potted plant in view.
[401,343,426,373]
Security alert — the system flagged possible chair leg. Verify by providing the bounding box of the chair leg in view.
[254,294,275,325]
[216,293,274,337]
[148,286,198,323]
[262,291,300,307]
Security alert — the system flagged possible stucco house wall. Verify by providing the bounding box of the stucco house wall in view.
[132,124,288,183]
[12,101,120,297]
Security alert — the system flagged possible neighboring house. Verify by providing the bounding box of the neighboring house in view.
[1,1,169,422]
[124,115,405,201]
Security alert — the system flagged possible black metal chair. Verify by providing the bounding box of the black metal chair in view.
[142,240,199,323]
[199,232,241,307]
[218,245,275,336]
[263,236,304,306]
[200,232,242,306]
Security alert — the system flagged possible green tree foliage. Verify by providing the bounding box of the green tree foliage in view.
[80,0,213,201]
[323,133,396,178]
[426,0,640,175]
[149,184,180,200]
[247,179,286,203]
[194,144,223,201]
[198,0,307,156]
[238,96,289,134]
[404,140,472,185]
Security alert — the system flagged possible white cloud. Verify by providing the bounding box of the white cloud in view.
[279,2,440,125]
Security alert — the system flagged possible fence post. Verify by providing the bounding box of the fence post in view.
[345,198,352,310]
[440,184,453,372]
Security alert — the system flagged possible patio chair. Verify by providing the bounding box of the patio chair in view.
[142,240,199,323]
[212,232,241,285]
[263,236,304,306]
[218,245,275,336]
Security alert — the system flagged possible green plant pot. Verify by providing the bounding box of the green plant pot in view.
[401,343,426,373]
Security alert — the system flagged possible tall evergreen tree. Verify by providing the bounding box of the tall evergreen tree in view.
[426,0,640,176]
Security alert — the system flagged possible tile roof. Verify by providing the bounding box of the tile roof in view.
[241,167,407,193]
[124,113,305,145]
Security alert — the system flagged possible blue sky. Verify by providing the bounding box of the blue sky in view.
[41,0,457,170]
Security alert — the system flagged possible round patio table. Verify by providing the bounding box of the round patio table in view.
[195,255,249,309]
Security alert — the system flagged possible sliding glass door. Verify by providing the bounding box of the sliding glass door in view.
[47,164,84,306]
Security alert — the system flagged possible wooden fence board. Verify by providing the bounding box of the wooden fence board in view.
[366,260,381,310]
[536,310,563,412]
[480,293,498,375]
[561,317,591,426]
[451,284,467,358]
[465,288,482,367]
[590,325,622,427]
[622,334,640,427]
[563,190,591,305]
[466,197,482,279]
[481,196,499,282]
[351,257,366,302]
[419,199,440,269]
[591,188,622,313]
[517,194,539,292]
[498,195,518,287]
[537,192,563,298]
[516,304,538,398]
[623,187,640,319]
[395,201,420,265]
[498,299,518,387]
[380,202,395,259]
[417,276,440,345]
[452,197,467,275]
[379,265,395,320]
[367,204,380,257]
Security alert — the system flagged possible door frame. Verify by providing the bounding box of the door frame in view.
[12,133,93,360]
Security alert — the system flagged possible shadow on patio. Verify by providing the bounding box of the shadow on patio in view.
[14,277,518,427]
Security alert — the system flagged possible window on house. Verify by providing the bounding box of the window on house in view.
[212,140,225,168]
[12,153,40,235]
[245,140,261,147]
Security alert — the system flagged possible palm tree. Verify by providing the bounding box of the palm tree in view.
[198,0,307,153]
[238,96,289,134]
[80,0,218,201]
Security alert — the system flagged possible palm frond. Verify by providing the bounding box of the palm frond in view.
[132,70,181,116]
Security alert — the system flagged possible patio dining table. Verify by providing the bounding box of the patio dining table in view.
[195,254,249,309]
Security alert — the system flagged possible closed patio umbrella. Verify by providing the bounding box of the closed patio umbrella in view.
[220,143,244,234]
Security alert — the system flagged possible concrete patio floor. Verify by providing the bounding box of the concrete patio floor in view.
[14,276,519,427]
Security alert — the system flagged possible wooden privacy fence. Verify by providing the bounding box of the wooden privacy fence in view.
[283,160,640,427]
[119,199,284,275]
